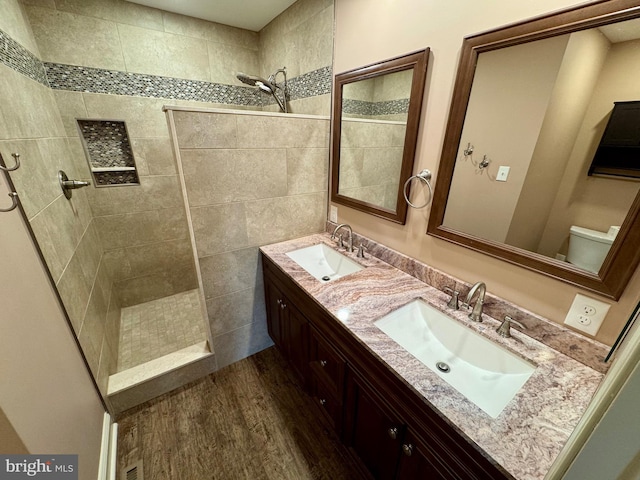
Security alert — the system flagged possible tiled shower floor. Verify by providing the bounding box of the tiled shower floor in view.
[117,289,208,372]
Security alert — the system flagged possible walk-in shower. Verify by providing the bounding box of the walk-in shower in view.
[237,67,288,112]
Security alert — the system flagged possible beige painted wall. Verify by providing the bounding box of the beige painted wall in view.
[333,0,640,346]
[443,35,568,243]
[538,37,640,257]
[506,29,611,253]
[172,109,329,368]
[0,172,104,478]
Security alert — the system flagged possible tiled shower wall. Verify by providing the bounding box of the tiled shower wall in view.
[0,0,119,396]
[0,0,334,396]
[259,0,334,115]
[339,120,406,210]
[171,109,329,368]
[24,0,334,307]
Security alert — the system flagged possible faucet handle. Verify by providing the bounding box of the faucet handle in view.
[496,315,526,338]
[335,233,344,249]
[357,243,367,258]
[443,287,460,310]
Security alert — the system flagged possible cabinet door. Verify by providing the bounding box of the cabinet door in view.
[264,277,285,349]
[285,301,308,383]
[396,430,452,480]
[345,371,404,480]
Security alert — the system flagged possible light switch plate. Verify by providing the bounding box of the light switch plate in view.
[496,166,510,182]
[329,205,338,223]
[564,293,610,336]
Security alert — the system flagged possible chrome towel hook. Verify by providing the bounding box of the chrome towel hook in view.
[403,169,433,209]
[0,153,21,172]
[0,192,19,212]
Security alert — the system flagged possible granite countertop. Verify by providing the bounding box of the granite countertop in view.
[260,233,604,480]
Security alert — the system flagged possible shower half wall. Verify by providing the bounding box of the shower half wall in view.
[168,107,330,368]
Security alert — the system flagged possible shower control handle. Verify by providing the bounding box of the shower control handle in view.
[58,170,90,199]
[62,179,90,189]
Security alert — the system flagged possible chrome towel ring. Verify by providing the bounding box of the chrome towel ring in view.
[403,169,433,209]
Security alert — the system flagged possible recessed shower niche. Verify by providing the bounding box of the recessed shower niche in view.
[77,119,140,186]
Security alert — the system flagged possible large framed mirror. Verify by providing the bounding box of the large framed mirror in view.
[331,49,429,224]
[427,0,640,300]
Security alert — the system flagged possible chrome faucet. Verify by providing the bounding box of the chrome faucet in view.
[496,315,526,338]
[463,282,486,322]
[331,223,353,252]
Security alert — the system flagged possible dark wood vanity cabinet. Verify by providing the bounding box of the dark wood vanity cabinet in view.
[345,369,464,480]
[308,325,346,433]
[344,370,406,479]
[264,269,308,384]
[262,253,511,480]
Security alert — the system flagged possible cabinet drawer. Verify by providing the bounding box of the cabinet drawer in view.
[310,375,342,433]
[309,326,345,397]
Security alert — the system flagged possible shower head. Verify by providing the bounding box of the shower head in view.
[255,81,274,94]
[236,72,276,92]
[236,69,287,113]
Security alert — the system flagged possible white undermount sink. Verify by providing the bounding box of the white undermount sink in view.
[374,299,535,418]
[286,243,364,282]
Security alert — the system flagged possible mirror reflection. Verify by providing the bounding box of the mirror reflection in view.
[442,20,640,274]
[331,48,429,224]
[338,70,413,211]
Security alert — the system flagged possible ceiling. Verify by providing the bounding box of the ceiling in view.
[126,0,297,32]
[599,17,640,43]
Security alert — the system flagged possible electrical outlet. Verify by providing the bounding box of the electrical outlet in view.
[329,205,338,223]
[564,293,610,336]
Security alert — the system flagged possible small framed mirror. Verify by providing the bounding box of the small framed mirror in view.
[331,49,429,224]
[427,1,640,300]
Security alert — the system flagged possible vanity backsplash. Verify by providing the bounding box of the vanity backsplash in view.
[326,222,610,374]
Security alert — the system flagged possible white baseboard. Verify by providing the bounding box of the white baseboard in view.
[98,413,118,480]
[108,422,118,480]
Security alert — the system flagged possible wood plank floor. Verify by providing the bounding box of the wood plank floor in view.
[116,347,364,479]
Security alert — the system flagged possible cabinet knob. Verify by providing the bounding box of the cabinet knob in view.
[402,444,413,456]
[319,360,327,367]
[276,298,282,305]
[319,398,326,407]
[387,427,398,440]
[280,303,286,309]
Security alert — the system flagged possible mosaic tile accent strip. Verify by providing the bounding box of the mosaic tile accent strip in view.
[0,28,48,86]
[343,98,409,117]
[45,63,332,105]
[287,66,332,101]
[0,27,330,105]
[45,62,263,105]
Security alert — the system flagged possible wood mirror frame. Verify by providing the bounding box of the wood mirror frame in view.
[331,49,429,224]
[427,0,640,300]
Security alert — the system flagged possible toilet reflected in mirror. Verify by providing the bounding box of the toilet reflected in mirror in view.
[566,225,620,274]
